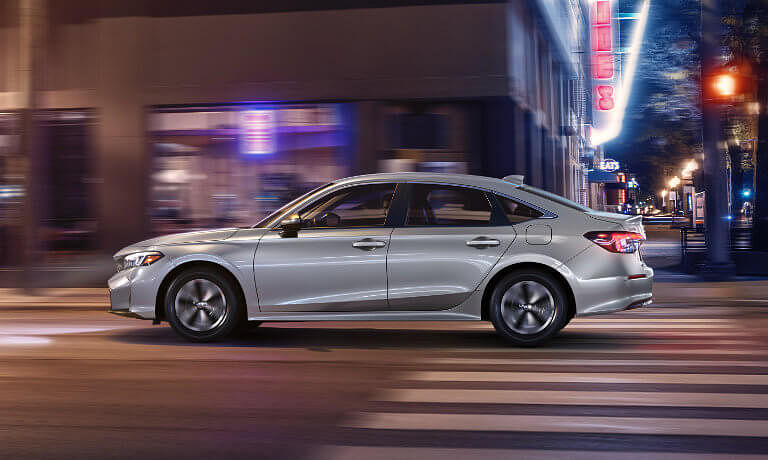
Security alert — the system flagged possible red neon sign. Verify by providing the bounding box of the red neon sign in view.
[596,85,615,110]
[592,54,614,80]
[594,1,611,25]
[592,25,612,52]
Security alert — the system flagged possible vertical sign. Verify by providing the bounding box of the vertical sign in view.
[241,109,276,155]
[591,0,615,111]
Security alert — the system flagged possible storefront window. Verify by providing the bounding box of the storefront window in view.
[0,113,23,266]
[378,103,478,175]
[40,110,96,256]
[148,104,351,234]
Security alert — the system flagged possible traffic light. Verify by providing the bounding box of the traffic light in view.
[704,66,756,102]
[713,74,736,97]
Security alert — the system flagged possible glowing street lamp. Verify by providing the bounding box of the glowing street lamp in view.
[669,176,681,188]
[681,159,698,178]
[660,190,668,198]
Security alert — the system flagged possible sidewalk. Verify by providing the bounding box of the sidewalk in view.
[0,288,108,310]
[652,275,768,304]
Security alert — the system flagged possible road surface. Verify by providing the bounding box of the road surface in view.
[2,286,768,459]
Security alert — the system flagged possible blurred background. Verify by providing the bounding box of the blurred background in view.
[1,2,768,459]
[0,0,764,285]
[0,0,598,286]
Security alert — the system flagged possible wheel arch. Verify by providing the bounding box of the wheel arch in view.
[155,260,247,322]
[480,262,576,322]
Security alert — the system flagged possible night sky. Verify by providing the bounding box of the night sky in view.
[603,0,702,199]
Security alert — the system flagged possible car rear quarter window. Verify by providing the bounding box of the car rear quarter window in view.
[496,195,544,224]
[406,184,492,226]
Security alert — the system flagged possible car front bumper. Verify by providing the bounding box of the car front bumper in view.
[107,267,160,320]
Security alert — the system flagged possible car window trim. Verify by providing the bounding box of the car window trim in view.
[265,180,557,231]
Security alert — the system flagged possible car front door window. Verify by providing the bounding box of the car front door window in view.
[300,183,396,229]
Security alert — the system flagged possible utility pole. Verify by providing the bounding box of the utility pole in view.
[701,0,733,275]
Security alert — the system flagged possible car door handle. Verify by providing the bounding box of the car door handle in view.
[466,237,500,248]
[353,239,387,250]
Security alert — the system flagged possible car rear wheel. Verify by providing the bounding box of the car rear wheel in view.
[164,267,244,342]
[489,270,569,346]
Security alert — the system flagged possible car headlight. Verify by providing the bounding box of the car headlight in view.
[116,251,164,272]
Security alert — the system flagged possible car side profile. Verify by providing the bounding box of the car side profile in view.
[108,172,653,346]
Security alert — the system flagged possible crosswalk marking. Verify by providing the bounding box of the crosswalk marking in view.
[344,412,768,437]
[315,308,768,457]
[403,371,768,385]
[375,389,768,408]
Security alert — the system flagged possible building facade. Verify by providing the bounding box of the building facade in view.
[0,0,592,261]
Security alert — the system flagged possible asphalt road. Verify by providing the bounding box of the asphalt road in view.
[2,295,768,460]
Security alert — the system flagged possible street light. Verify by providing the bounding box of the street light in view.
[682,159,698,178]
[669,176,680,188]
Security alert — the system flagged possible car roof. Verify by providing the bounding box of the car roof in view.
[335,172,518,191]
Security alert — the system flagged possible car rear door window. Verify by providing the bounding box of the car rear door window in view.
[406,184,492,226]
[300,183,396,228]
[496,195,544,224]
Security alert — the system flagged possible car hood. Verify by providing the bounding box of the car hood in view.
[114,228,239,258]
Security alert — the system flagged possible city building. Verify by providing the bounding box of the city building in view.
[0,0,593,262]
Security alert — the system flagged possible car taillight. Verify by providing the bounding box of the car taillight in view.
[584,231,645,253]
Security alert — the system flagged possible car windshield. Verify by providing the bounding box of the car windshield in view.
[253,182,336,228]
[519,185,592,213]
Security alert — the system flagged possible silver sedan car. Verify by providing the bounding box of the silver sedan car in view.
[108,173,653,346]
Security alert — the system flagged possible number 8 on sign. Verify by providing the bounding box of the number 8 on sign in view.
[596,85,614,111]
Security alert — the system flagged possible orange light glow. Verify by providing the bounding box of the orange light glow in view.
[713,74,736,97]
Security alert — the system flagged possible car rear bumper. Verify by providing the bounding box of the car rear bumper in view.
[572,266,654,317]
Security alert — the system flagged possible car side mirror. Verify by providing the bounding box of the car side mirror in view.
[279,214,302,238]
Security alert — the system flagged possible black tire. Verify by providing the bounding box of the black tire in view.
[488,270,570,346]
[164,267,244,342]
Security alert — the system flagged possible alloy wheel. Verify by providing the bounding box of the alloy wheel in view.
[174,278,228,332]
[499,280,556,335]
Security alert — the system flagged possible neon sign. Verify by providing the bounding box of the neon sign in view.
[241,109,276,155]
[600,159,620,172]
[593,0,611,24]
[591,0,614,111]
[596,86,615,110]
[590,1,650,145]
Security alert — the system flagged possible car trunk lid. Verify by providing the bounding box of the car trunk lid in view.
[586,211,645,237]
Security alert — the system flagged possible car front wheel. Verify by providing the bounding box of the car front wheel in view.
[164,267,244,342]
[489,270,569,346]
